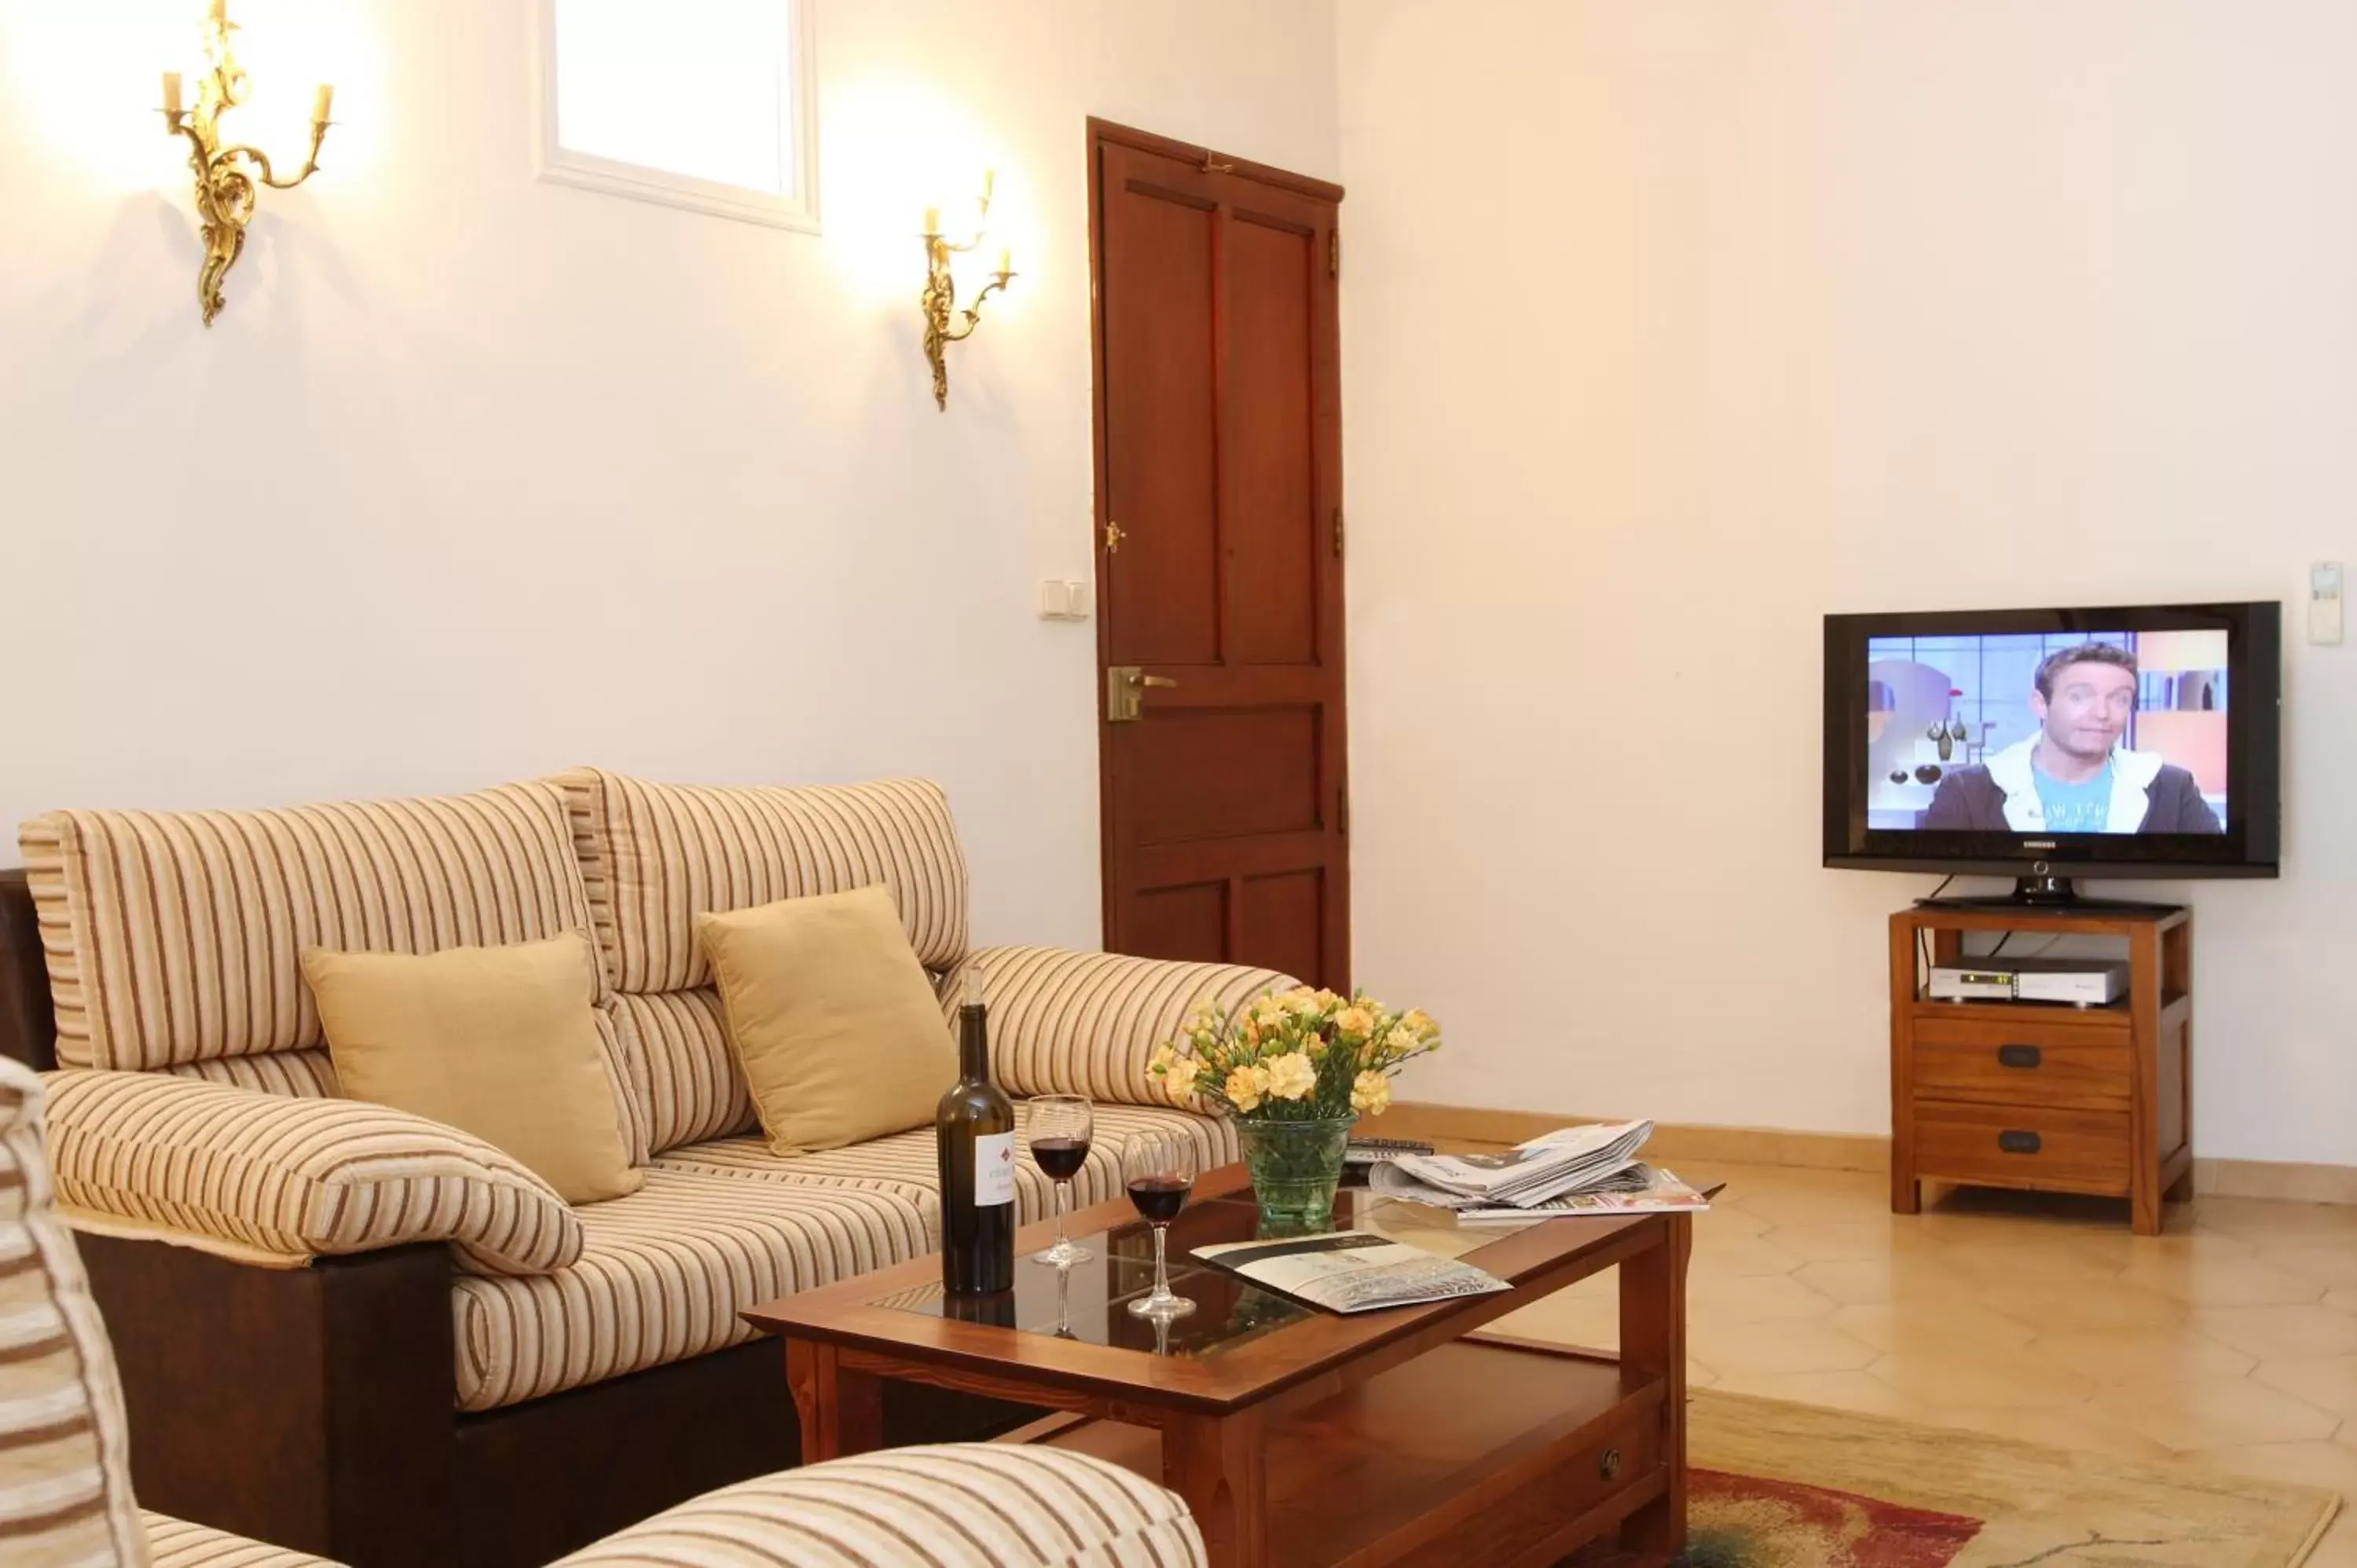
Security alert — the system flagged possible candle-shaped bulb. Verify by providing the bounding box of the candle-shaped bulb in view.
[981,167,995,203]
[995,247,1011,277]
[922,205,940,237]
[161,71,183,117]
[312,83,335,123]
[207,0,226,24]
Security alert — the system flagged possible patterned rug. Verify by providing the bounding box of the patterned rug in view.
[1583,1391,2341,1567]
[1675,1468,1982,1566]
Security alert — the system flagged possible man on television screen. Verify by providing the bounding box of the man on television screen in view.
[1922,643,2223,833]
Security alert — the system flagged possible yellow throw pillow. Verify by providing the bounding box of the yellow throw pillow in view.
[698,886,957,1156]
[302,931,642,1204]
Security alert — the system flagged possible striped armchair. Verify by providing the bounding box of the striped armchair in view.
[0,1055,1204,1568]
[2,768,1285,1566]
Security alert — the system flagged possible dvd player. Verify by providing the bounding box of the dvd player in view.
[1927,955,2128,1006]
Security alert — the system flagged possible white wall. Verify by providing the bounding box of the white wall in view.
[0,0,1340,954]
[1339,1,2357,1163]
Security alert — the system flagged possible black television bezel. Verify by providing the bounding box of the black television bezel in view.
[1822,603,2281,880]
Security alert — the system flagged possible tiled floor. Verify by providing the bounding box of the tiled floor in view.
[1490,1162,2357,1563]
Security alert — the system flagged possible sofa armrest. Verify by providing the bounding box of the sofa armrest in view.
[942,946,1294,1106]
[43,1070,584,1275]
[145,1511,340,1568]
[552,1443,1204,1567]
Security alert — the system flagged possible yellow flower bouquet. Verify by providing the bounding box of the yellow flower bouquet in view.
[1149,987,1442,1228]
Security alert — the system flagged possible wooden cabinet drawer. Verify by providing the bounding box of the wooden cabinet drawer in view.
[1912,1103,2131,1196]
[1912,1017,2132,1111]
[1395,1397,1660,1568]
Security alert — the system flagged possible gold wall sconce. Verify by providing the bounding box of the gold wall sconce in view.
[159,0,336,326]
[920,171,1015,410]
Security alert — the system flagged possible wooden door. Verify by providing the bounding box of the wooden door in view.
[1089,121,1348,991]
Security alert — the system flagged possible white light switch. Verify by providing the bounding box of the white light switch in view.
[1037,580,1091,621]
[2311,561,2344,645]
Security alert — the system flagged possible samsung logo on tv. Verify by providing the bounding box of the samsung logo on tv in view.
[2025,841,2058,850]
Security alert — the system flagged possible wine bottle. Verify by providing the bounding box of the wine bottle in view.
[937,968,1015,1295]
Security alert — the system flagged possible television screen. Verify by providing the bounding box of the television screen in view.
[1864,629,2229,837]
[1822,603,2279,884]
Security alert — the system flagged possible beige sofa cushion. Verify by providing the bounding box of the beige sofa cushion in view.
[149,1035,651,1174]
[449,1169,933,1411]
[305,932,643,1204]
[20,782,603,1073]
[0,1060,150,1567]
[937,947,1293,1108]
[698,889,954,1156]
[654,1101,1239,1224]
[606,991,753,1156]
[144,1512,335,1567]
[555,770,969,995]
[549,1444,1207,1568]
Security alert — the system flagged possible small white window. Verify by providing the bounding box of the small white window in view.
[533,0,818,233]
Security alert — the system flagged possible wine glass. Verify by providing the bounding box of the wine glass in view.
[1124,1130,1199,1319]
[1029,1094,1094,1266]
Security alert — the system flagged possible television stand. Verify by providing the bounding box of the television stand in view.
[1917,875,2181,914]
[1890,901,2192,1235]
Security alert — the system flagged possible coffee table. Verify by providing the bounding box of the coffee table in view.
[743,1163,1690,1568]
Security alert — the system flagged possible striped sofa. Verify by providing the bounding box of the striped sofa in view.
[0,1054,1208,1568]
[0,768,1281,1567]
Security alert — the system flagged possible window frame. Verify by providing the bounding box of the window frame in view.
[530,0,820,233]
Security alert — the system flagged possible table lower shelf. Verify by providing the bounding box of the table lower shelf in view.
[1007,1338,1671,1568]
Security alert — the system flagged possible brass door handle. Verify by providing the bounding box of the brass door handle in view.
[1106,667,1178,722]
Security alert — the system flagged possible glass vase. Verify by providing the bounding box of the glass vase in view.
[1234,1114,1357,1231]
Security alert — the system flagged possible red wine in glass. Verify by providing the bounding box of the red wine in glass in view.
[1125,1174,1191,1223]
[1033,1138,1090,1180]
[1028,1096,1094,1266]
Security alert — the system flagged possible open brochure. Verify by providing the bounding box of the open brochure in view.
[1190,1232,1511,1315]
[1375,1120,1655,1209]
[1453,1165,1711,1224]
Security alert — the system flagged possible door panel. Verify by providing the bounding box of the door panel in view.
[1102,184,1221,668]
[1130,706,1323,844]
[1091,122,1348,991]
[1130,882,1228,965]
[1237,871,1325,993]
[1224,216,1320,668]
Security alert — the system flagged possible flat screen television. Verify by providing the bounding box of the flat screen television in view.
[1822,603,2281,903]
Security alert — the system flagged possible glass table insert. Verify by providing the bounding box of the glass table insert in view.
[876,1185,1508,1358]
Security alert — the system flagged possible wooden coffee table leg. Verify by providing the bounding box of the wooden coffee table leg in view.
[1163,1407,1266,1568]
[1617,1212,1691,1560]
[786,1339,885,1463]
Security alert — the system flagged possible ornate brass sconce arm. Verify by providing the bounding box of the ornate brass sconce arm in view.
[919,177,1015,410]
[160,3,335,327]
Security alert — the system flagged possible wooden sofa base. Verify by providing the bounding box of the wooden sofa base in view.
[82,1233,1032,1567]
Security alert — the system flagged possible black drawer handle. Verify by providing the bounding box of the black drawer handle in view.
[1997,1044,2043,1069]
[1599,1445,1622,1480]
[1997,1130,2042,1155]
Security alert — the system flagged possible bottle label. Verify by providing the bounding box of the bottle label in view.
[974,1132,1017,1207]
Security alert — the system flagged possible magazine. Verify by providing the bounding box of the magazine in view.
[1453,1165,1712,1224]
[1189,1231,1511,1315]
[1376,1119,1655,1210]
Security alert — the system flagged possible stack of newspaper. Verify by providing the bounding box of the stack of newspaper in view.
[1370,1120,1710,1220]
